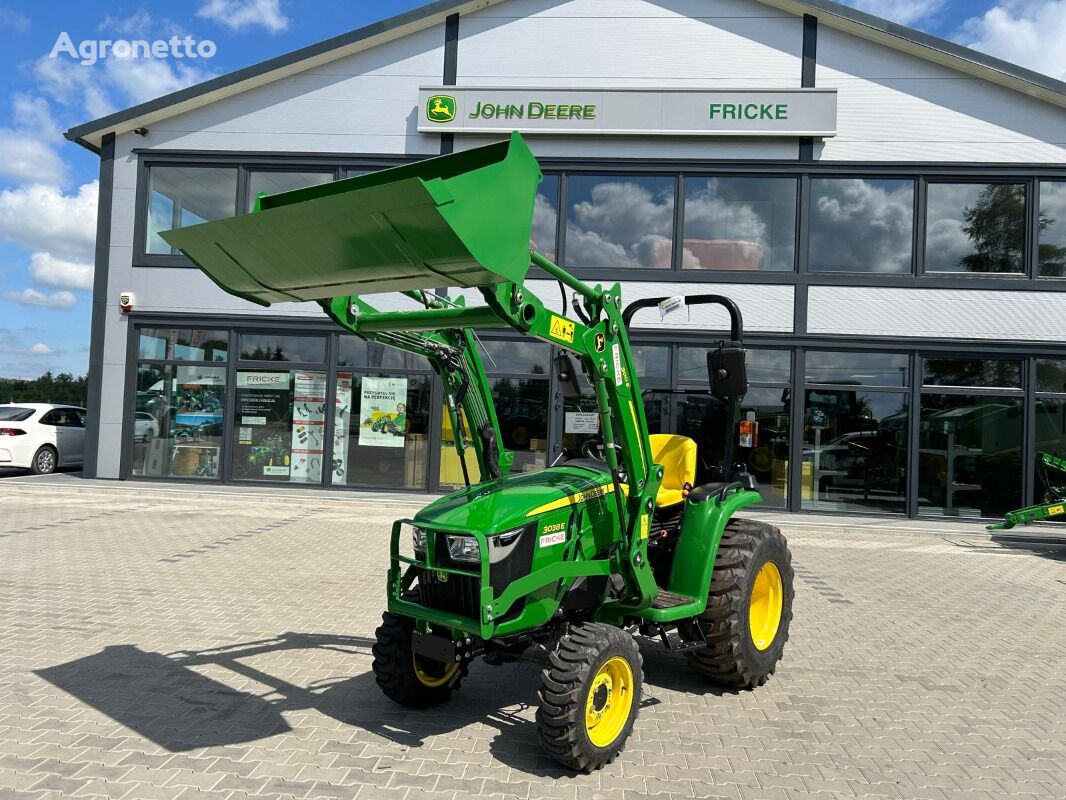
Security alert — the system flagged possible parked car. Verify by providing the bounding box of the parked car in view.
[0,403,86,474]
[134,411,160,442]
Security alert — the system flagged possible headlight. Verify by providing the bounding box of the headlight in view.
[446,535,481,563]
[411,526,426,552]
[489,526,526,563]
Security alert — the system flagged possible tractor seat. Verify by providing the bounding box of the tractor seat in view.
[649,434,697,508]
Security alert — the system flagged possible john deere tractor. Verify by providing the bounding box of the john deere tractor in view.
[162,131,795,771]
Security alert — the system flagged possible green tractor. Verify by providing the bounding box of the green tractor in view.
[162,132,795,771]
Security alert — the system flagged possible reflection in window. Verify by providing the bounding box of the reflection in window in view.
[923,357,1021,389]
[532,174,559,261]
[1035,399,1066,508]
[682,177,796,270]
[803,391,907,514]
[247,171,333,211]
[1037,358,1066,394]
[131,364,226,480]
[925,182,1026,273]
[138,328,228,361]
[565,175,675,268]
[632,346,669,381]
[805,351,909,387]
[240,334,326,363]
[338,373,429,490]
[1039,181,1066,277]
[146,166,237,254]
[740,387,790,507]
[677,347,790,384]
[918,394,1022,517]
[338,337,429,370]
[477,340,549,374]
[809,178,913,273]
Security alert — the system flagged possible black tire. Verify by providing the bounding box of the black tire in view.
[31,445,58,475]
[371,599,468,709]
[684,518,794,688]
[537,623,643,772]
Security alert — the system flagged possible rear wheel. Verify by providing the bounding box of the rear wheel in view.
[537,623,643,772]
[684,519,794,687]
[372,599,467,708]
[31,445,57,475]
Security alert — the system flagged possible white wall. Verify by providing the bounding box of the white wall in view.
[816,27,1066,162]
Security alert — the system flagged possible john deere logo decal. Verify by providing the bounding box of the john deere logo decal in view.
[426,95,456,123]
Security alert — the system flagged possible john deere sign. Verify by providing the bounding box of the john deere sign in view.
[417,86,837,136]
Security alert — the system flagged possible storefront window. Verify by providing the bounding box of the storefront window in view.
[632,345,669,382]
[682,177,796,271]
[741,387,791,508]
[131,364,226,480]
[230,370,327,483]
[477,340,549,374]
[532,174,559,261]
[1038,181,1066,278]
[802,390,907,514]
[240,333,326,363]
[564,174,675,268]
[809,178,914,273]
[146,166,237,254]
[247,170,334,211]
[678,347,790,384]
[805,351,909,387]
[338,373,430,489]
[924,357,1021,389]
[925,182,1026,273]
[138,328,228,361]
[338,337,429,370]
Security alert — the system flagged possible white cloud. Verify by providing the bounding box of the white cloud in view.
[3,288,77,309]
[0,7,29,32]
[955,1,1066,80]
[12,94,58,137]
[0,181,98,264]
[99,9,154,36]
[0,129,67,187]
[836,1,948,27]
[29,253,93,292]
[197,0,290,33]
[29,342,52,355]
[34,56,114,120]
[104,55,215,106]
[566,180,675,268]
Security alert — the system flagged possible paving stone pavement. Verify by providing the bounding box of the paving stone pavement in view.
[1,480,1064,800]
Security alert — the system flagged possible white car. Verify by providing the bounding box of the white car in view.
[0,403,86,474]
[134,411,160,442]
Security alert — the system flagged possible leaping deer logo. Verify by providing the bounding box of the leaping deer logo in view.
[426,94,456,123]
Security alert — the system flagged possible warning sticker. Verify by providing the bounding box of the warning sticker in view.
[549,315,575,343]
[612,343,624,386]
[640,514,649,539]
[1050,504,1064,515]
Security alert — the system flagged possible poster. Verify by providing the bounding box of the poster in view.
[358,377,408,448]
[332,372,353,481]
[290,372,326,483]
[172,366,224,443]
[233,371,292,479]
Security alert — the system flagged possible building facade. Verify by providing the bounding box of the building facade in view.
[68,0,1066,519]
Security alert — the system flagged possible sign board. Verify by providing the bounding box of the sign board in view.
[417,86,837,137]
[358,377,408,449]
[565,412,599,435]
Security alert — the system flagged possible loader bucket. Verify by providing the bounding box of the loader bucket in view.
[159,131,541,306]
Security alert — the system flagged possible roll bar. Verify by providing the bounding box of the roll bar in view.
[621,294,744,342]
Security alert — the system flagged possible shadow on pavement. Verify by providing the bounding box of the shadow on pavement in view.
[988,534,1066,561]
[36,630,722,772]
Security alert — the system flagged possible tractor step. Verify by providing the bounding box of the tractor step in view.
[655,622,706,653]
[652,588,695,609]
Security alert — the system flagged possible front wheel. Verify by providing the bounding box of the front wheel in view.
[31,445,57,475]
[537,623,643,772]
[684,519,794,688]
[371,603,467,709]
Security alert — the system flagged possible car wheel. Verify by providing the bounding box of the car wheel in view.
[31,446,58,475]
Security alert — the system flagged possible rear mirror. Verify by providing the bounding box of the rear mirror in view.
[707,346,748,397]
[554,353,583,400]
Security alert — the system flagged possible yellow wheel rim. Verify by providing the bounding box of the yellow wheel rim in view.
[412,653,459,688]
[584,656,634,748]
[749,561,784,651]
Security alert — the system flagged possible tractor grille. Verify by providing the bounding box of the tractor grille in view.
[416,567,480,620]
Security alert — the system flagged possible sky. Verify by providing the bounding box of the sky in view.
[0,0,1064,379]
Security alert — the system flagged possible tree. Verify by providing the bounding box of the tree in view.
[960,184,1027,273]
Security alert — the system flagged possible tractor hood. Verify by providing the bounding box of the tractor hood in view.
[415,463,617,534]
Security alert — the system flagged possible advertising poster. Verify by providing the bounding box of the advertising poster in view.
[290,372,326,483]
[170,366,225,478]
[234,371,292,479]
[358,377,408,448]
[332,373,353,482]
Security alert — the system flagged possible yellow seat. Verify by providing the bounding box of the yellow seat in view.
[649,434,697,508]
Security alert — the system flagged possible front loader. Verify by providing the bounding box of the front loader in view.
[161,131,795,771]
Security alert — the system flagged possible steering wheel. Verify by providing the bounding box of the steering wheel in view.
[582,440,607,462]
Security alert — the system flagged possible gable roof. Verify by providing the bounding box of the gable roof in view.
[65,0,1066,153]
